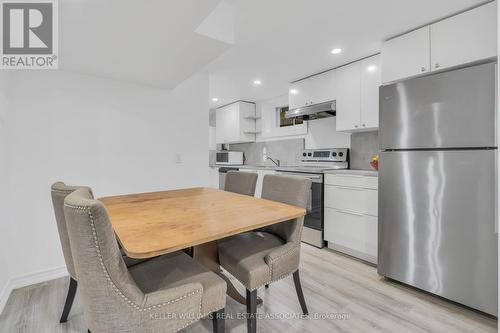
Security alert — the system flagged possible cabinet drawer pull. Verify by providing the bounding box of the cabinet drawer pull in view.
[332,174,364,178]
[333,185,364,191]
[334,209,364,217]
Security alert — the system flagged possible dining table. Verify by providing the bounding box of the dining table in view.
[99,187,306,305]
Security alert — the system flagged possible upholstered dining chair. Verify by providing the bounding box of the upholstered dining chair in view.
[51,182,94,323]
[64,188,227,333]
[224,171,258,196]
[51,182,149,323]
[217,174,312,333]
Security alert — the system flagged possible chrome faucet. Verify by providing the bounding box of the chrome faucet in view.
[266,156,280,167]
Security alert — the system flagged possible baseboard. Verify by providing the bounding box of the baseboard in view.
[0,279,12,317]
[0,265,68,315]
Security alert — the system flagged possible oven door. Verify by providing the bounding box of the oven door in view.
[305,180,323,230]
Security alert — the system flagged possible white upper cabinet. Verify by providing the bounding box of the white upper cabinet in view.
[360,54,381,129]
[430,2,497,72]
[381,26,431,84]
[335,54,381,132]
[335,61,361,131]
[289,70,336,110]
[216,101,256,144]
[382,2,497,84]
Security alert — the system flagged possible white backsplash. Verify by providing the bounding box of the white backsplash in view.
[229,138,305,167]
[350,131,379,170]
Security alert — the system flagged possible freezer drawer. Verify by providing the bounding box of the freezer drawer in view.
[380,62,496,150]
[378,150,497,315]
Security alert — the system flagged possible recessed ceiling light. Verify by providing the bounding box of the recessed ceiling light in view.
[366,65,377,72]
[253,80,262,85]
[290,89,298,95]
[211,98,218,102]
[331,48,343,55]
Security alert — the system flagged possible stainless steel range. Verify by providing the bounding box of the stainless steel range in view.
[277,148,349,248]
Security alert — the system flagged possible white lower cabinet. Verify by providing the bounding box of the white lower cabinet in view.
[324,173,378,264]
[325,185,377,216]
[325,208,378,263]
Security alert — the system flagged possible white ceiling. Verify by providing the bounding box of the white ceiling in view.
[206,0,490,108]
[59,0,232,88]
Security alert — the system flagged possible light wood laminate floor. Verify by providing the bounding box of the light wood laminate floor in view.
[0,244,496,333]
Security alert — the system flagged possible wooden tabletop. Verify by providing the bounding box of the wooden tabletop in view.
[99,187,306,259]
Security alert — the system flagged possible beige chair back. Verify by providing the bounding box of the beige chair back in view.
[224,171,258,196]
[259,174,312,243]
[51,182,93,279]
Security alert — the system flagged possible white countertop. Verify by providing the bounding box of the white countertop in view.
[211,164,378,176]
[323,169,378,177]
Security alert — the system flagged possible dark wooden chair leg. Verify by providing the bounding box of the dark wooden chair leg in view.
[60,277,78,323]
[212,308,225,333]
[246,289,257,333]
[293,270,308,315]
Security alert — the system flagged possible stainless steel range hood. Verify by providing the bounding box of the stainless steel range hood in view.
[285,100,336,120]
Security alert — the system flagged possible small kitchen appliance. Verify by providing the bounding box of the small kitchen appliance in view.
[215,151,244,166]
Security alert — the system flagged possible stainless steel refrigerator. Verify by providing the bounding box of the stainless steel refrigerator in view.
[378,62,498,316]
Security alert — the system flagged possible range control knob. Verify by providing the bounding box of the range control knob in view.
[308,153,312,157]
[338,152,344,157]
[332,152,337,157]
[302,153,307,157]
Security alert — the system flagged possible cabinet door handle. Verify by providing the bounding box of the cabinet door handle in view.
[355,125,358,128]
[333,185,364,191]
[421,67,426,72]
[435,63,440,69]
[362,124,366,127]
[335,209,364,217]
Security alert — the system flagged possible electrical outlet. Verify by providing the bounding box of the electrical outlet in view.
[175,153,183,164]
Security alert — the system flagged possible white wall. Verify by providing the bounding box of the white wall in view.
[0,83,12,312]
[0,70,209,310]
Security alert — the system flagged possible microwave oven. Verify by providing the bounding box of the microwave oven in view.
[216,151,244,165]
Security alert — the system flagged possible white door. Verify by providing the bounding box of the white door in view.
[309,70,337,105]
[215,103,240,144]
[289,77,314,110]
[360,54,381,129]
[431,2,497,72]
[382,26,431,84]
[289,70,336,109]
[335,62,361,131]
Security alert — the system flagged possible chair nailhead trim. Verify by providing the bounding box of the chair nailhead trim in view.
[227,244,300,292]
[268,245,299,283]
[64,203,203,313]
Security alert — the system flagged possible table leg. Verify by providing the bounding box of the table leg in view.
[193,241,262,305]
